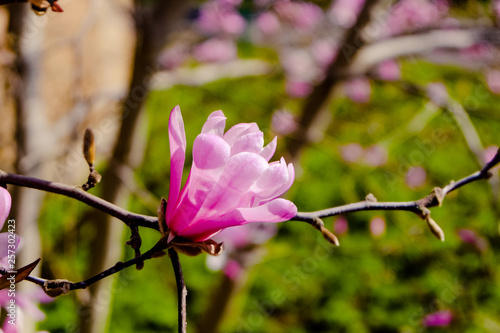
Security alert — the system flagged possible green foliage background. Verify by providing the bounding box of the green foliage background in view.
[36,45,500,332]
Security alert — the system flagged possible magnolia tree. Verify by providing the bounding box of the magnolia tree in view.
[1,0,500,332]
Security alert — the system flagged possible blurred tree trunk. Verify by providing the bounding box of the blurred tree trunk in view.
[7,5,49,333]
[79,1,192,332]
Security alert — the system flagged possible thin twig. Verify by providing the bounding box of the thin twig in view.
[0,241,167,294]
[0,170,158,230]
[293,149,500,242]
[169,248,187,333]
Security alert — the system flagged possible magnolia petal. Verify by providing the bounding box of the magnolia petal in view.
[201,111,226,137]
[192,152,269,218]
[169,134,231,233]
[231,132,264,155]
[177,198,297,241]
[221,152,269,192]
[166,106,187,221]
[260,136,277,161]
[223,123,260,146]
[248,159,290,202]
[0,187,11,230]
[193,134,231,170]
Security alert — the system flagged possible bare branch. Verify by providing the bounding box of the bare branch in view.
[169,248,187,333]
[293,148,500,243]
[0,170,159,230]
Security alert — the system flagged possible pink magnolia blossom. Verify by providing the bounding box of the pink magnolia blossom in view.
[422,310,453,327]
[457,229,488,253]
[486,69,500,95]
[405,166,427,189]
[165,106,297,242]
[193,38,237,63]
[344,77,371,103]
[483,145,499,164]
[376,60,401,81]
[0,187,19,261]
[271,109,298,136]
[333,216,348,235]
[274,0,323,31]
[256,12,281,36]
[369,217,386,238]
[206,222,277,279]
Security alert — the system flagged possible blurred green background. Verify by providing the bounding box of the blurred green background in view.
[35,54,500,333]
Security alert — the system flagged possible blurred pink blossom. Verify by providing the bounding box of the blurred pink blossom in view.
[256,12,281,36]
[224,259,243,280]
[376,60,401,81]
[383,0,449,36]
[405,166,427,189]
[340,143,364,163]
[165,106,296,242]
[370,217,386,238]
[196,3,246,36]
[344,77,371,103]
[207,223,277,279]
[422,310,453,327]
[495,1,500,24]
[334,216,348,235]
[216,0,243,8]
[328,0,365,28]
[364,145,388,167]
[0,187,19,261]
[483,145,499,164]
[486,69,500,95]
[0,288,52,333]
[457,229,488,253]
[159,44,190,70]
[312,40,338,68]
[271,109,298,136]
[193,38,237,63]
[212,222,278,250]
[274,0,323,31]
[426,82,448,106]
[286,80,313,98]
[461,43,495,62]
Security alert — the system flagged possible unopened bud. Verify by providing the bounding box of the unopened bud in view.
[83,128,96,167]
[426,217,445,241]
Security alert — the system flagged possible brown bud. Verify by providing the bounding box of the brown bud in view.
[426,216,445,241]
[83,128,96,167]
[321,226,340,246]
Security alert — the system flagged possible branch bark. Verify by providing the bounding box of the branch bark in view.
[293,148,500,244]
[169,248,187,333]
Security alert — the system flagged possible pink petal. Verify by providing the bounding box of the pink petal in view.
[182,152,269,232]
[249,158,290,201]
[201,110,226,136]
[0,187,11,230]
[223,123,260,146]
[231,132,264,155]
[193,134,231,170]
[177,198,297,241]
[168,134,230,233]
[166,106,187,221]
[260,136,277,161]
[219,152,269,192]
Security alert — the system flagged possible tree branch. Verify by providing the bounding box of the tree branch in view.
[169,248,187,333]
[0,240,167,296]
[0,169,159,230]
[293,148,500,244]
